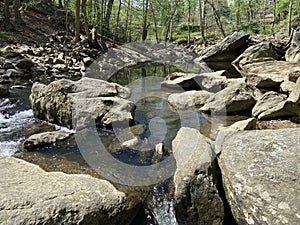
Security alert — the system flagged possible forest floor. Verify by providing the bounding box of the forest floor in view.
[0,5,67,47]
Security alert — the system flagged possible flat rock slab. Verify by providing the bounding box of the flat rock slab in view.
[0,157,140,225]
[218,128,300,225]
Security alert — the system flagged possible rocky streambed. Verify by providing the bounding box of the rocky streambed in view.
[1,30,300,225]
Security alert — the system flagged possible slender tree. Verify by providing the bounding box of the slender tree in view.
[104,0,115,33]
[199,0,207,46]
[4,0,10,27]
[142,0,149,41]
[14,0,23,25]
[288,0,294,36]
[75,0,81,42]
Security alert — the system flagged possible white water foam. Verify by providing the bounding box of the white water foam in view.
[0,109,35,156]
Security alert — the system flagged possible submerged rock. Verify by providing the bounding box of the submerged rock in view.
[218,128,300,225]
[0,157,141,225]
[172,127,224,225]
[29,77,135,128]
[22,130,73,150]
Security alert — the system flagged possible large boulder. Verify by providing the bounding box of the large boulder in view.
[217,128,300,225]
[161,70,228,92]
[233,42,278,66]
[168,90,213,110]
[199,31,249,62]
[29,77,135,129]
[285,27,300,62]
[235,61,300,86]
[0,157,141,225]
[200,81,261,114]
[172,127,224,225]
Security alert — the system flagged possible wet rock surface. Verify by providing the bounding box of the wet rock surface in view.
[22,130,73,150]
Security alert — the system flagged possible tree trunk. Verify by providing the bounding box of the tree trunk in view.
[82,0,92,44]
[142,0,149,41]
[262,0,267,33]
[248,0,253,30]
[4,0,10,27]
[150,0,159,42]
[58,0,63,7]
[235,0,240,30]
[288,0,294,36]
[75,0,81,42]
[271,0,277,36]
[199,0,207,46]
[113,0,122,44]
[188,0,191,44]
[104,0,114,33]
[124,0,130,41]
[208,0,225,37]
[14,0,23,25]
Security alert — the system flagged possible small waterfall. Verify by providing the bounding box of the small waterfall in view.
[0,98,35,156]
[148,185,178,225]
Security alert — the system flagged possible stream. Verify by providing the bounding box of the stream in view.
[0,62,244,225]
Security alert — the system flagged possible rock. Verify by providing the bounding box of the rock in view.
[0,57,5,66]
[3,62,15,70]
[252,91,300,119]
[227,118,256,131]
[0,85,9,97]
[53,58,65,64]
[287,77,300,104]
[200,81,260,114]
[15,58,34,70]
[280,80,295,94]
[218,128,300,225]
[236,61,300,84]
[23,122,57,138]
[168,90,213,110]
[22,130,73,150]
[6,69,24,78]
[53,64,68,72]
[245,73,282,88]
[285,27,300,61]
[83,57,93,66]
[199,31,249,62]
[161,71,228,92]
[0,157,141,225]
[172,127,224,225]
[30,77,135,128]
[108,124,146,153]
[233,42,278,66]
[288,70,300,82]
[214,118,256,155]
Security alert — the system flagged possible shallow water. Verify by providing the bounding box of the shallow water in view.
[0,62,247,225]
